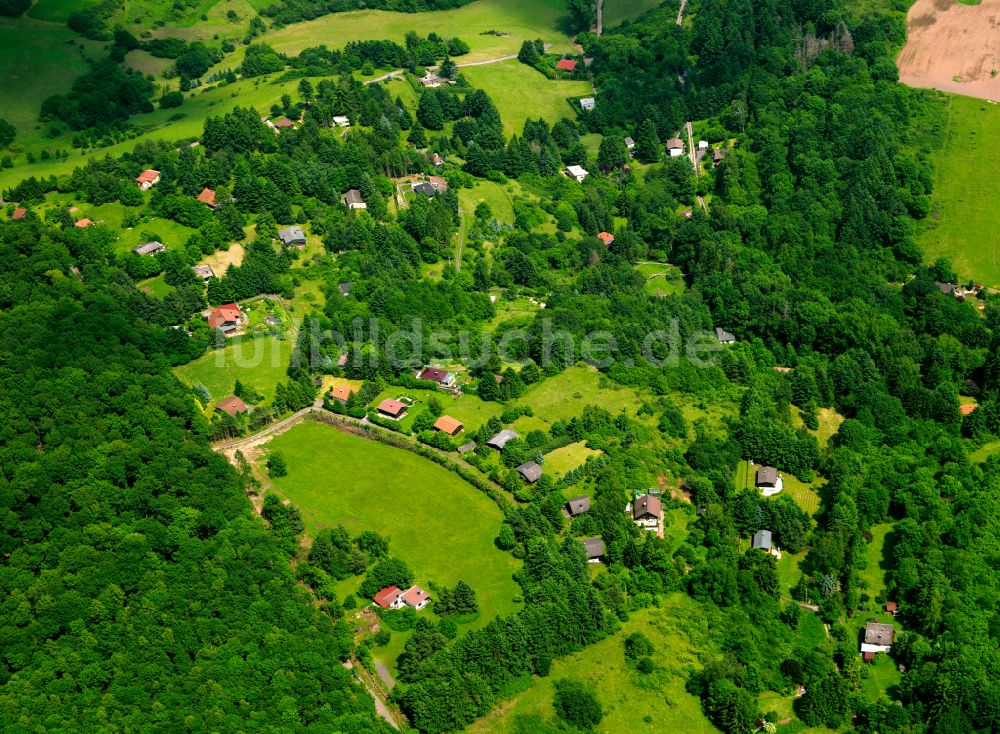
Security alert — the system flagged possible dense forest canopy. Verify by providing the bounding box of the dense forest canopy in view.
[1,0,999,732]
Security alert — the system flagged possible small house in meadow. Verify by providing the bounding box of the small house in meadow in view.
[433,415,464,436]
[861,622,894,661]
[402,586,430,610]
[566,496,591,517]
[755,465,782,496]
[556,58,578,72]
[418,367,456,387]
[373,586,404,609]
[631,494,662,530]
[377,399,408,420]
[278,226,306,247]
[135,169,160,190]
[580,537,605,562]
[216,395,250,417]
[132,241,165,256]
[515,461,542,484]
[486,429,519,451]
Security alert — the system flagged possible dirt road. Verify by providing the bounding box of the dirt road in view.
[344,660,402,730]
[597,0,604,35]
[677,0,687,25]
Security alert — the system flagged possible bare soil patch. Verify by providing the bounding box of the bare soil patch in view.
[200,243,245,275]
[898,0,1000,100]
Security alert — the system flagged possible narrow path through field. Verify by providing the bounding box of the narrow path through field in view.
[677,0,688,25]
[454,208,467,271]
[374,660,396,690]
[684,121,709,214]
[343,659,402,730]
[596,0,604,35]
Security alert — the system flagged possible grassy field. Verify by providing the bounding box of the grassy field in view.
[602,0,664,27]
[264,421,522,620]
[636,261,685,297]
[138,274,173,298]
[213,0,576,72]
[173,334,293,406]
[542,440,602,477]
[860,523,893,601]
[916,93,1000,287]
[514,365,646,423]
[468,595,717,734]
[460,60,592,136]
[0,16,101,150]
[971,439,1000,462]
[458,180,517,225]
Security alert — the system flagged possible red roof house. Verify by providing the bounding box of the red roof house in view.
[401,586,430,610]
[960,403,978,416]
[12,207,26,221]
[208,303,241,331]
[597,232,615,247]
[418,367,456,386]
[377,399,408,419]
[216,395,250,417]
[373,586,404,609]
[330,384,356,403]
[556,59,578,72]
[197,187,217,208]
[136,169,160,189]
[433,415,464,436]
[74,218,93,228]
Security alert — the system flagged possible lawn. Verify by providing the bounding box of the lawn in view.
[263,421,522,623]
[735,460,823,516]
[859,523,894,601]
[860,652,902,702]
[458,180,517,225]
[542,440,602,477]
[916,92,1000,287]
[461,60,592,136]
[214,0,577,71]
[117,217,200,255]
[514,365,646,423]
[467,594,718,734]
[602,0,664,27]
[636,261,685,297]
[367,385,502,435]
[971,439,1000,463]
[173,334,293,406]
[486,294,543,330]
[138,274,174,298]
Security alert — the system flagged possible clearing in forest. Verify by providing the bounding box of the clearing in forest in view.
[173,334,293,406]
[263,421,522,621]
[898,0,1000,100]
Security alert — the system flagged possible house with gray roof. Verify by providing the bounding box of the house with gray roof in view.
[716,326,736,344]
[278,226,306,247]
[515,461,542,483]
[580,537,605,562]
[566,496,591,517]
[132,241,165,256]
[486,429,519,451]
[752,529,772,550]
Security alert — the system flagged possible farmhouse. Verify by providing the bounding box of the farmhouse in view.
[402,586,430,610]
[373,586,405,609]
[861,622,894,660]
[377,398,408,420]
[417,367,456,387]
[751,529,773,550]
[135,169,160,190]
[580,537,605,562]
[486,429,519,450]
[597,231,615,247]
[433,415,464,436]
[556,58,578,71]
[756,465,783,496]
[12,207,26,220]
[631,493,662,530]
[566,165,589,183]
[132,241,165,256]
[207,303,241,332]
[216,395,250,417]
[666,138,685,157]
[566,496,591,517]
[278,226,306,247]
[343,189,366,210]
[579,97,595,110]
[197,187,219,209]
[330,384,356,403]
[716,327,736,344]
[193,265,215,280]
[74,218,93,228]
[515,461,542,483]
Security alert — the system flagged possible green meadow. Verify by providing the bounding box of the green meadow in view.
[542,440,601,477]
[860,523,894,601]
[467,595,718,734]
[264,420,522,621]
[173,333,293,406]
[916,92,1000,287]
[461,60,592,136]
[636,261,685,297]
[514,365,646,423]
[602,0,664,27]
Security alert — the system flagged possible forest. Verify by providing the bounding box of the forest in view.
[1,0,999,732]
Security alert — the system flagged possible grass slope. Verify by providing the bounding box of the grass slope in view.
[460,60,592,136]
[264,421,521,621]
[917,92,1000,287]
[467,595,718,734]
[602,0,664,28]
[542,440,601,477]
[173,334,292,405]
[514,365,646,423]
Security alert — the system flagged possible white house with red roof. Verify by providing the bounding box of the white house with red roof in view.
[136,169,160,190]
[401,586,430,610]
[373,586,405,609]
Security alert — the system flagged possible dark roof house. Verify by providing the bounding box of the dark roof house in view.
[580,537,605,561]
[566,496,591,517]
[756,466,778,487]
[418,367,456,386]
[413,182,437,197]
[632,493,662,522]
[278,226,306,246]
[716,327,736,344]
[132,241,165,256]
[343,189,366,209]
[515,461,542,483]
[864,622,894,647]
[752,530,772,550]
